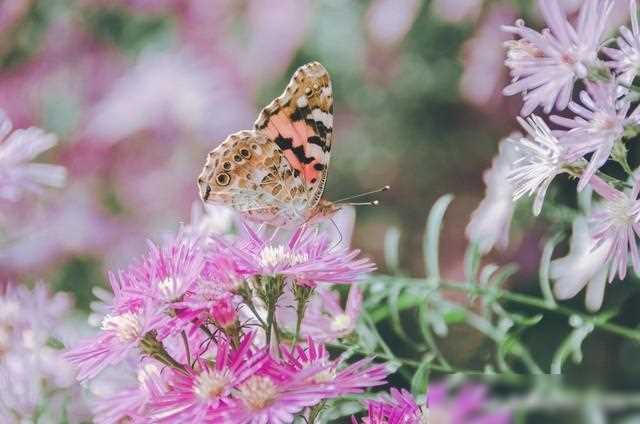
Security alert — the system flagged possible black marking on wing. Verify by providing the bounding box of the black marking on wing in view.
[291,145,315,164]
[291,105,311,121]
[274,135,293,151]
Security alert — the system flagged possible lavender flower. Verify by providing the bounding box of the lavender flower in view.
[588,175,640,282]
[551,81,634,190]
[508,115,568,215]
[466,137,518,253]
[603,0,640,84]
[0,110,66,202]
[503,0,613,115]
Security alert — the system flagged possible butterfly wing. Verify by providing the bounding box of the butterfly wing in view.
[198,130,307,227]
[254,61,333,209]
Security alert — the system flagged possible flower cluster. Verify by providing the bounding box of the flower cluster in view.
[0,283,89,421]
[468,0,640,311]
[352,382,510,424]
[65,219,383,423]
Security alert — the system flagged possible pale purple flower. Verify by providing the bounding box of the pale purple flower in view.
[466,137,518,253]
[93,362,166,424]
[219,224,376,287]
[302,286,362,342]
[503,0,613,115]
[551,81,634,191]
[508,115,568,215]
[603,0,640,84]
[0,110,66,202]
[64,304,169,381]
[588,175,640,282]
[551,217,612,311]
[431,0,482,23]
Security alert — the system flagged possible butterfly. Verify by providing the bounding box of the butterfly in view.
[197,62,340,229]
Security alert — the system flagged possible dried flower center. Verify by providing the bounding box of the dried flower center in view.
[237,375,278,410]
[101,312,143,342]
[330,313,352,332]
[194,369,229,400]
[259,245,308,269]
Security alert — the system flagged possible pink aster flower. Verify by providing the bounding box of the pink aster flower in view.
[603,0,640,84]
[354,383,510,424]
[427,383,511,424]
[0,110,66,202]
[551,217,612,311]
[213,366,330,424]
[503,0,613,115]
[302,286,362,342]
[588,175,640,282]
[551,81,635,191]
[219,224,376,287]
[64,303,169,381]
[466,137,518,253]
[148,333,268,423]
[508,116,568,215]
[282,337,389,397]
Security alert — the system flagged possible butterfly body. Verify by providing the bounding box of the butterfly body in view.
[198,62,339,228]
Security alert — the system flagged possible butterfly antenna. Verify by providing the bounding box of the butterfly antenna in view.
[343,200,380,206]
[333,185,390,204]
[328,216,344,250]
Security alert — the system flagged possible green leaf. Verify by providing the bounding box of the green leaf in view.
[423,194,454,280]
[443,309,467,324]
[464,242,481,282]
[539,233,563,308]
[384,226,401,273]
[410,358,432,398]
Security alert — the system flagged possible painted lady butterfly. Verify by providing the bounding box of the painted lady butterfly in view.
[197,62,340,229]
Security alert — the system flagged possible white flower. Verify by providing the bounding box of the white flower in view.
[551,217,611,311]
[0,111,66,202]
[466,137,518,253]
[509,115,567,215]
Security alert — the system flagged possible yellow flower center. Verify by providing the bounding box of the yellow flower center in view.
[237,376,279,410]
[194,369,229,400]
[101,312,143,342]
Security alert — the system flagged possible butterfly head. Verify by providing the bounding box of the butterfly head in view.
[307,199,341,223]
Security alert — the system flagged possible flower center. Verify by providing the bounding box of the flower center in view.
[259,245,308,269]
[157,276,182,301]
[194,369,229,400]
[592,112,620,133]
[101,312,143,342]
[330,313,352,332]
[312,368,336,384]
[237,375,279,410]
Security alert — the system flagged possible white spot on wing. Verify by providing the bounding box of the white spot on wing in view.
[307,108,333,128]
[297,95,308,108]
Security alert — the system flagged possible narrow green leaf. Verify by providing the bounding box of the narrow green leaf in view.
[384,226,401,273]
[424,194,454,280]
[410,358,432,398]
[464,242,481,282]
[539,233,564,308]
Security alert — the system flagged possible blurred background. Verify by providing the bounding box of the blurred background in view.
[3,1,640,421]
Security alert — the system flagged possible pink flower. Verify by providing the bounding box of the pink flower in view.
[503,0,613,115]
[219,224,376,287]
[0,110,66,202]
[354,383,511,424]
[551,81,635,191]
[588,175,640,282]
[211,293,239,330]
[302,286,362,341]
[603,0,640,84]
[148,333,268,423]
[282,338,389,397]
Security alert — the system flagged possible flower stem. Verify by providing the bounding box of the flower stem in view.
[263,275,285,347]
[291,284,314,352]
[239,279,267,328]
[140,331,186,373]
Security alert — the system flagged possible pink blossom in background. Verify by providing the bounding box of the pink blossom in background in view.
[466,137,518,253]
[604,0,640,85]
[0,0,31,36]
[0,110,66,202]
[503,0,613,115]
[431,0,483,23]
[302,285,362,341]
[365,0,421,48]
[551,216,611,311]
[85,49,253,145]
[460,5,516,108]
